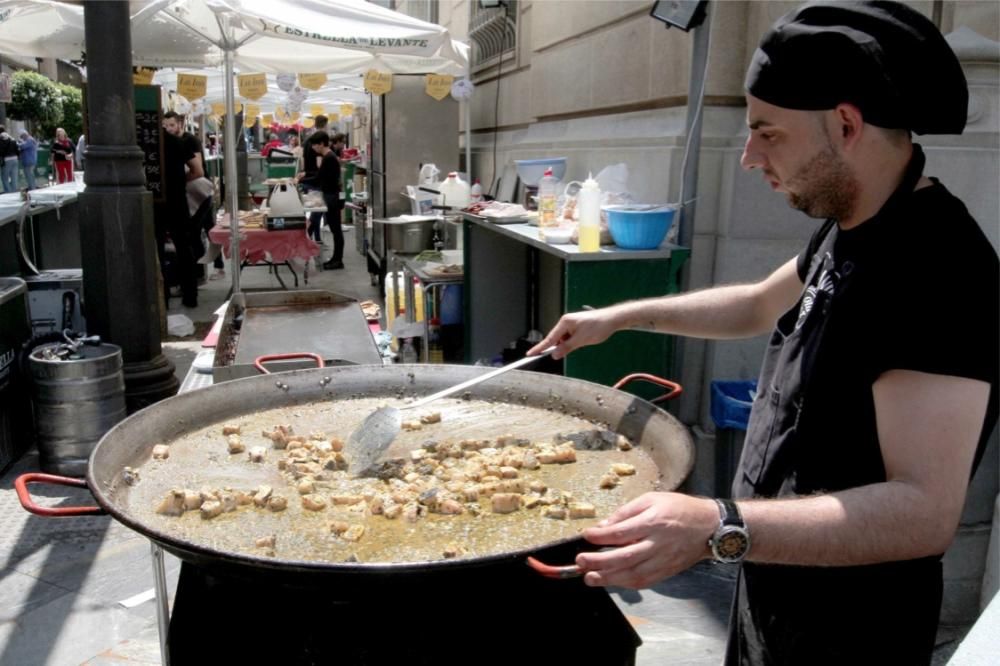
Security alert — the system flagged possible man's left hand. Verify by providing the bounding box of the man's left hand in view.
[576,492,718,589]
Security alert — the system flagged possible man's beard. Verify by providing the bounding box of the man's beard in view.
[783,145,858,221]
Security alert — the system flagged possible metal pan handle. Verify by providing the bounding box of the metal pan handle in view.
[15,473,105,516]
[253,353,326,375]
[526,556,582,579]
[613,373,683,404]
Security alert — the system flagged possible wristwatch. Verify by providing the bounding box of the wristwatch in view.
[708,499,751,563]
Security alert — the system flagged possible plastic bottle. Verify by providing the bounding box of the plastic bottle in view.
[438,172,470,210]
[577,173,601,252]
[538,167,559,231]
[400,338,419,364]
[427,317,444,363]
[470,179,483,204]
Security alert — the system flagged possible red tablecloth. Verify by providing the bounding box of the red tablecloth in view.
[209,224,319,265]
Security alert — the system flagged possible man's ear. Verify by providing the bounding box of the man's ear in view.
[833,103,864,148]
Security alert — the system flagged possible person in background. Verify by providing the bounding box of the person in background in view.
[17,130,37,190]
[75,133,86,172]
[51,128,75,184]
[300,115,329,244]
[301,132,344,269]
[529,3,998,664]
[260,132,284,157]
[0,125,19,192]
[155,130,204,308]
[164,111,222,281]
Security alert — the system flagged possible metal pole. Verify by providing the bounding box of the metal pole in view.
[464,99,472,181]
[223,48,241,294]
[150,541,171,665]
[673,1,713,424]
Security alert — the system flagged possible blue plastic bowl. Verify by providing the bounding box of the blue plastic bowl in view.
[514,158,567,186]
[605,205,677,249]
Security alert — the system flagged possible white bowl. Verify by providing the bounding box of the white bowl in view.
[515,158,567,186]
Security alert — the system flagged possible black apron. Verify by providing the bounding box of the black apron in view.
[725,147,943,665]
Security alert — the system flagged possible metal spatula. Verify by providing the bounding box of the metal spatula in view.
[346,347,556,475]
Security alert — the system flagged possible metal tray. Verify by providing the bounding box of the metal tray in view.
[213,290,381,383]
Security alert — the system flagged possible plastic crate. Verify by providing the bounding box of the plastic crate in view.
[710,380,757,431]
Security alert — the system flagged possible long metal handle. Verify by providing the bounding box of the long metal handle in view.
[150,542,171,666]
[408,346,556,409]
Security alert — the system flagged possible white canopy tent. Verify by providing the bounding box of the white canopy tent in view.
[0,0,470,292]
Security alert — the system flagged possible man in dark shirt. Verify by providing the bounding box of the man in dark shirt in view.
[529,3,998,663]
[302,132,345,270]
[300,115,329,244]
[155,129,204,307]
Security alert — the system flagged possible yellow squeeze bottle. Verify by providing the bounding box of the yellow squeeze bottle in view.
[577,174,601,252]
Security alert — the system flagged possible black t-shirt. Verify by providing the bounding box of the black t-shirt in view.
[726,146,999,665]
[301,129,328,177]
[162,132,195,219]
[315,150,341,199]
[180,132,203,162]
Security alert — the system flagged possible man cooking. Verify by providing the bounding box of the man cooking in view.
[529,2,999,663]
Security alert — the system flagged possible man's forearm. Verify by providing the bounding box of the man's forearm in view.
[609,283,776,340]
[738,481,956,567]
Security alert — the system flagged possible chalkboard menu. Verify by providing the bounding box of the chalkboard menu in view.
[134,85,165,203]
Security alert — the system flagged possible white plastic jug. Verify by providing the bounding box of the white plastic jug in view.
[438,172,470,211]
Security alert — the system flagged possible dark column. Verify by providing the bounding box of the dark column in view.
[80,0,178,411]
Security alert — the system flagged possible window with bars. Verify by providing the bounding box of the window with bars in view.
[469,0,518,70]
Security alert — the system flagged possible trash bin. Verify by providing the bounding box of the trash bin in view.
[710,380,757,498]
[0,277,33,474]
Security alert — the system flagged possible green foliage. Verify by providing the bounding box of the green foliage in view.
[46,83,84,141]
[6,71,63,131]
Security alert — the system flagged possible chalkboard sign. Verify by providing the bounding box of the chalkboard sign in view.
[134,85,165,203]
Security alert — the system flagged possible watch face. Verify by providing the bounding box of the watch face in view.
[714,527,750,562]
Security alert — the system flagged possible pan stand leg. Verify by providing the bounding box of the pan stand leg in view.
[150,542,171,665]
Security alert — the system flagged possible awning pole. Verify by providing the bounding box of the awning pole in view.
[223,47,241,294]
[464,99,471,182]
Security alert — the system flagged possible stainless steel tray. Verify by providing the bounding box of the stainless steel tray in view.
[213,290,381,383]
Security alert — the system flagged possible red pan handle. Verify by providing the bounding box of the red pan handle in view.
[253,353,325,375]
[526,556,582,579]
[613,373,682,404]
[15,473,105,516]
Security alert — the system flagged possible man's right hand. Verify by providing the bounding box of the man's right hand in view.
[527,308,620,360]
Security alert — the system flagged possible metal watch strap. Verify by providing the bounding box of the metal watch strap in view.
[715,499,743,527]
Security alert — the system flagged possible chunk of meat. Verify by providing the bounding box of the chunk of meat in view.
[235,490,254,506]
[436,498,464,515]
[267,495,288,512]
[328,520,350,535]
[227,435,245,454]
[151,444,170,460]
[402,502,425,523]
[491,493,521,514]
[342,525,365,542]
[155,489,186,516]
[122,467,140,486]
[419,412,442,424]
[528,480,547,494]
[301,494,328,511]
[200,500,223,519]
[255,535,276,549]
[543,506,567,520]
[218,491,239,513]
[248,446,267,463]
[383,503,403,520]
[443,543,467,559]
[568,502,596,519]
[611,463,636,476]
[253,485,273,507]
[297,478,315,495]
[309,432,326,441]
[401,420,422,431]
[522,494,542,510]
[183,489,203,511]
[222,424,241,436]
[499,466,519,479]
[330,494,365,506]
[616,434,633,451]
[599,473,620,489]
[328,436,344,452]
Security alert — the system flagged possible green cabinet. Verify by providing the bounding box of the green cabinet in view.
[462,214,689,401]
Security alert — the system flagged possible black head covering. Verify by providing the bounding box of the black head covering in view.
[746,1,968,135]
